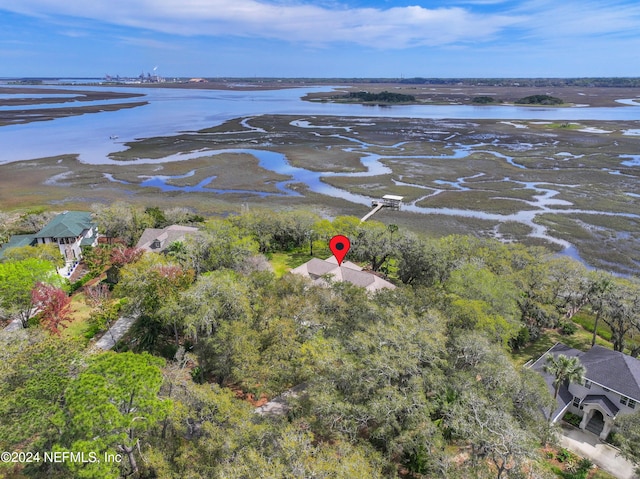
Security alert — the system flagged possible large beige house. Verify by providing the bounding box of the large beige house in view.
[291,256,395,292]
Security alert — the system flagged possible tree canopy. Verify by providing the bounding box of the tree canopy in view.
[3,207,640,479]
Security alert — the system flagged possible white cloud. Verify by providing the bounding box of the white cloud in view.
[118,36,181,50]
[513,0,640,39]
[0,0,524,48]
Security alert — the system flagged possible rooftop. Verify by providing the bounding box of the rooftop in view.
[531,342,640,402]
[34,211,95,239]
[0,234,37,259]
[136,224,199,252]
[291,256,395,292]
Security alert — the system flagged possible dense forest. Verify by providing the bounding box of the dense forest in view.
[1,204,640,479]
[514,95,564,105]
[341,91,416,103]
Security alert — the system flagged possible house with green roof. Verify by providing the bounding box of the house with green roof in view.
[0,234,37,259]
[34,211,98,277]
[0,211,98,277]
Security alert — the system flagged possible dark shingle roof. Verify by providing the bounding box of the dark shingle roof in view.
[580,345,640,401]
[531,343,640,402]
[34,211,94,239]
[582,395,620,417]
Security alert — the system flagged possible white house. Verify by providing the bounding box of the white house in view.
[530,343,640,440]
[0,211,98,277]
[33,211,98,277]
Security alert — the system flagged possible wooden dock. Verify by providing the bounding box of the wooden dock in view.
[360,203,384,222]
[360,195,403,222]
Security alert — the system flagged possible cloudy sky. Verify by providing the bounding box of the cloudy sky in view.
[2,0,640,78]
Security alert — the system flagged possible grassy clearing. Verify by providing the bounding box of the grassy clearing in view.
[269,242,335,277]
[512,324,612,367]
[62,293,93,343]
[269,249,315,277]
[572,311,640,353]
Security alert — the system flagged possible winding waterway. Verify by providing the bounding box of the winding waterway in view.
[2,85,640,166]
[2,84,640,269]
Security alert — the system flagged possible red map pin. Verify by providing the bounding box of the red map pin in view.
[329,235,351,266]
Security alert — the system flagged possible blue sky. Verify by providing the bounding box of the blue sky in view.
[1,0,640,78]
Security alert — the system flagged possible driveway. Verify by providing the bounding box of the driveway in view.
[560,425,637,479]
[94,315,137,350]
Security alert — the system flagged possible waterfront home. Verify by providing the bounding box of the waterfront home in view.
[291,256,396,292]
[530,343,640,440]
[0,211,98,277]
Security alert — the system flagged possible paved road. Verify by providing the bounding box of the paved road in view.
[94,315,137,350]
[560,425,637,479]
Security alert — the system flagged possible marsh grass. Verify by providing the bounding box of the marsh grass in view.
[2,114,639,274]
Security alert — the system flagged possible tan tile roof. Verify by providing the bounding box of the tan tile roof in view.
[291,257,395,291]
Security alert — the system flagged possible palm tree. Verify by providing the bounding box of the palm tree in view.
[589,274,613,348]
[544,354,586,401]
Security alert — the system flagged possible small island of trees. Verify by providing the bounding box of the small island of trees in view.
[342,90,416,103]
[515,94,564,105]
[472,95,501,104]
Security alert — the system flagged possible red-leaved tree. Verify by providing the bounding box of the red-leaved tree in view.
[108,246,144,284]
[31,282,73,335]
[110,246,144,267]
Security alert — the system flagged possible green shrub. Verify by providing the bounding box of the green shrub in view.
[606,431,622,447]
[556,448,573,463]
[563,412,582,427]
[69,272,96,293]
[511,326,530,350]
[577,458,593,471]
[559,320,578,336]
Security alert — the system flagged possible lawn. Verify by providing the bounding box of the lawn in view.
[572,311,640,353]
[512,323,613,367]
[62,293,93,343]
[269,242,332,277]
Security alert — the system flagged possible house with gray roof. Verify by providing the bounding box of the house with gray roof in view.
[135,224,199,253]
[291,256,396,292]
[530,343,640,439]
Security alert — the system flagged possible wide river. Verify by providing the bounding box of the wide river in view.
[2,84,640,269]
[2,84,640,165]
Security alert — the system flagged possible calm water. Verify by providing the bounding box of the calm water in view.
[2,85,640,165]
[2,84,639,269]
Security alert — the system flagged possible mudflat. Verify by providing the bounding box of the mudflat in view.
[0,87,147,126]
[1,81,639,273]
[1,109,638,275]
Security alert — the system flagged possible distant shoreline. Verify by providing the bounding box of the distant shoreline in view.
[2,81,639,116]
